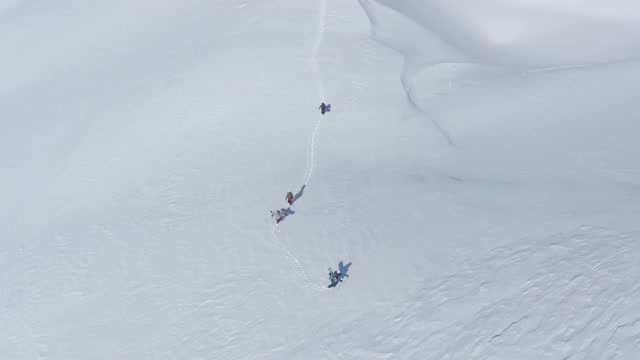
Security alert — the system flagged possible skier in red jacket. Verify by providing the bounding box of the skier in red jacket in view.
[286,192,294,206]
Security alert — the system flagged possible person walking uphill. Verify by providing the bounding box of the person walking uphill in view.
[271,210,286,224]
[286,192,294,206]
[328,268,343,288]
[319,102,327,115]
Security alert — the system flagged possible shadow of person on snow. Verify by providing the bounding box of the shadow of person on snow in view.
[281,207,296,216]
[293,185,306,204]
[338,261,352,279]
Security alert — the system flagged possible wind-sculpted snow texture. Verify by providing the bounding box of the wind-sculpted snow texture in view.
[1,0,640,359]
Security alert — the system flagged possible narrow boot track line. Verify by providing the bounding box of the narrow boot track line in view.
[304,0,328,185]
[270,225,324,290]
[270,0,328,289]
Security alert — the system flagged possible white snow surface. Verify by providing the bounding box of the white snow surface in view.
[2,0,640,359]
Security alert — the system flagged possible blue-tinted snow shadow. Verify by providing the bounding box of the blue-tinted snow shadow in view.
[273,208,295,224]
[293,185,306,204]
[338,261,351,279]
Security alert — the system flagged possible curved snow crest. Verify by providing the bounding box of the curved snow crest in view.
[357,0,640,161]
[364,0,640,67]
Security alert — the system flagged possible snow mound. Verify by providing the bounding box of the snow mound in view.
[367,0,640,66]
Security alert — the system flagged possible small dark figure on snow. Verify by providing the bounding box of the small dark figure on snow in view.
[328,268,343,288]
[271,209,286,224]
[319,102,327,115]
[286,192,294,206]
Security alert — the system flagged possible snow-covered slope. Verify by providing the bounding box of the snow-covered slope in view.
[1,0,639,359]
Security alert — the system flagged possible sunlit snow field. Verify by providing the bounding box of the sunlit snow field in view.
[1,0,639,359]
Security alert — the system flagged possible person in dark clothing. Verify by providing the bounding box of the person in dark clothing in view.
[319,102,327,115]
[286,192,294,206]
[328,268,343,287]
